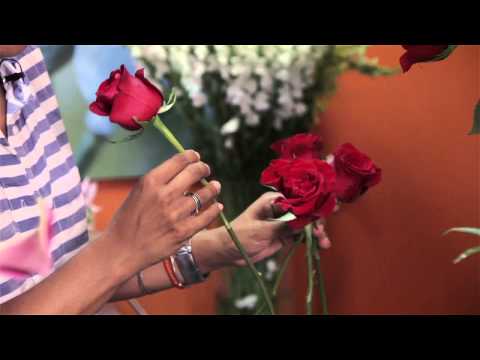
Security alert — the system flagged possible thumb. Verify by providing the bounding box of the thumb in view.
[248,191,286,220]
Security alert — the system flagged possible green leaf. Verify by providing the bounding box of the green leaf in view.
[468,100,480,135]
[431,45,458,62]
[443,227,480,237]
[271,212,297,222]
[158,91,177,114]
[453,246,480,264]
[262,185,278,192]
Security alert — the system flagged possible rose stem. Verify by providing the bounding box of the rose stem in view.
[305,224,315,315]
[153,116,275,315]
[312,234,329,315]
[273,237,303,297]
[254,236,303,315]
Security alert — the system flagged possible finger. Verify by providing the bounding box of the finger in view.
[179,202,223,239]
[148,150,200,184]
[250,241,284,263]
[313,223,325,238]
[249,191,286,219]
[167,161,211,194]
[313,223,332,250]
[174,181,221,218]
[318,237,332,250]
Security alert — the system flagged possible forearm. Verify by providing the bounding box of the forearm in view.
[0,234,133,315]
[110,228,228,302]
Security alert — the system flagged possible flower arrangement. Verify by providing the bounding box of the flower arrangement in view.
[128,45,394,314]
[258,133,381,314]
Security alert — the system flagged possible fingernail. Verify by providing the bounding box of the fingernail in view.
[194,151,200,160]
[212,181,221,193]
[218,203,224,211]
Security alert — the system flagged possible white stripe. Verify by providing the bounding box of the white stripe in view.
[18,48,44,74]
[28,71,52,99]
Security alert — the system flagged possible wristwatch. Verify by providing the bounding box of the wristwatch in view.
[174,239,209,286]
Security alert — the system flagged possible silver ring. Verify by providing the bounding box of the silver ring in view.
[184,192,202,216]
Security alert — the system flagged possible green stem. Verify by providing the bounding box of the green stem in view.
[273,238,302,297]
[255,237,303,315]
[219,212,275,315]
[313,239,329,315]
[305,224,314,315]
[153,115,275,315]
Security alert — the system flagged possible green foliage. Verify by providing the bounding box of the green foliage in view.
[444,227,480,264]
[469,100,480,135]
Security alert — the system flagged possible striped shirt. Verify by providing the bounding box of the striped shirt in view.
[0,45,88,304]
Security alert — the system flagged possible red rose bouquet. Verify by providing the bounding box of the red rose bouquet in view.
[260,133,381,314]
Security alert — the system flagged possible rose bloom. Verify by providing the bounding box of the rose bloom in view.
[400,45,449,72]
[90,65,164,130]
[261,158,336,229]
[332,143,381,203]
[271,133,323,160]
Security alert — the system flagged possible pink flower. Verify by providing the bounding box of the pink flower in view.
[0,201,54,279]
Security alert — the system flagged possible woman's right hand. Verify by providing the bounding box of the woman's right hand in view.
[103,150,223,276]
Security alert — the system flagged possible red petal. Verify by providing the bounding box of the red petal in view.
[89,101,110,116]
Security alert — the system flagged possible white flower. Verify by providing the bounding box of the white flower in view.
[278,87,292,106]
[275,68,290,81]
[294,103,307,116]
[273,117,283,131]
[193,45,209,61]
[191,61,206,78]
[234,294,258,310]
[243,79,258,95]
[292,87,303,100]
[224,137,234,149]
[253,92,270,112]
[226,84,244,105]
[220,118,240,135]
[265,259,279,281]
[266,259,278,273]
[239,97,253,116]
[260,74,273,91]
[245,113,260,127]
[192,92,207,108]
[230,63,249,77]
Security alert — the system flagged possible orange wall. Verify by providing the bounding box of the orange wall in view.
[94,45,479,314]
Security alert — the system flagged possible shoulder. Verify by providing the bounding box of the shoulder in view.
[14,46,45,73]
[13,46,51,91]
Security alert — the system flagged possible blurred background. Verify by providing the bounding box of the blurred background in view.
[42,45,479,314]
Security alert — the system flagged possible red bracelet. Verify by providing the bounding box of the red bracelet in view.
[163,257,184,289]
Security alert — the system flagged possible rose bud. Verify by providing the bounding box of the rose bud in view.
[399,45,454,73]
[332,143,381,203]
[89,65,164,130]
[271,133,323,160]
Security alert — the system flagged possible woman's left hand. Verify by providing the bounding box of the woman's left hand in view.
[192,192,332,272]
[223,192,297,266]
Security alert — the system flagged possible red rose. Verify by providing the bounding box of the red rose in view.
[271,133,323,160]
[332,143,381,203]
[399,45,449,72]
[260,158,337,229]
[90,65,164,130]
